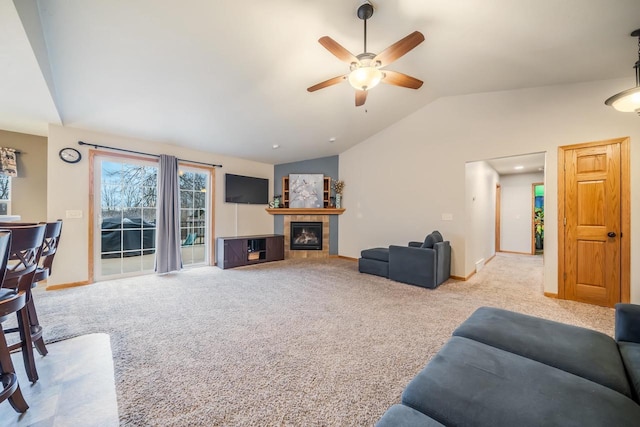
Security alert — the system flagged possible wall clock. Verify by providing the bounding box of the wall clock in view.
[59,147,82,164]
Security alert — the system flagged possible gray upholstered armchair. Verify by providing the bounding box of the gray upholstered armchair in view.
[388,231,451,289]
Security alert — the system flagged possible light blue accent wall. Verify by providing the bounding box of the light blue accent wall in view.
[273,156,339,255]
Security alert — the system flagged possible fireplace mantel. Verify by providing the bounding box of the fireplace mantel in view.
[265,208,345,215]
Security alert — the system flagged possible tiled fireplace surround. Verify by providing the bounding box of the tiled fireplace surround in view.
[283,215,330,259]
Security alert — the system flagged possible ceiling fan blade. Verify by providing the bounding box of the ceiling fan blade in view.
[382,70,423,89]
[318,36,359,64]
[373,31,425,68]
[355,90,367,107]
[307,75,347,92]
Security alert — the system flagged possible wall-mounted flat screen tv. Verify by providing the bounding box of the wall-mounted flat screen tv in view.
[225,173,269,204]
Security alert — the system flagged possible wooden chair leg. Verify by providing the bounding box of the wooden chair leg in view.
[7,382,29,413]
[32,337,47,357]
[0,330,28,413]
[26,297,47,357]
[16,307,38,383]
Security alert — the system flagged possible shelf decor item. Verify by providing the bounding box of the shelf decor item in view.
[332,179,345,208]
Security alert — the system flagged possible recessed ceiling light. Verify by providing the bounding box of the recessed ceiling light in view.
[514,165,524,170]
[328,137,336,143]
[272,144,280,149]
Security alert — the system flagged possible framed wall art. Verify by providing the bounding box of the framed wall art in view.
[288,174,324,208]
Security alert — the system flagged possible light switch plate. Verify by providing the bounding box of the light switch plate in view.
[442,213,453,221]
[66,210,83,219]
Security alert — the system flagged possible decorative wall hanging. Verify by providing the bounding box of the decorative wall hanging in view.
[288,174,324,208]
[0,148,18,177]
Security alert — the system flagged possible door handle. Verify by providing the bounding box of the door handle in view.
[607,232,617,238]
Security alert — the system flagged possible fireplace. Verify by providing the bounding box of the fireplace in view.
[290,221,323,250]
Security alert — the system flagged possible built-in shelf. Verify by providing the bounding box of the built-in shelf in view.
[282,176,333,209]
[265,208,345,215]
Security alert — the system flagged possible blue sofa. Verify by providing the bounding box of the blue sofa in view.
[358,231,451,289]
[377,304,640,426]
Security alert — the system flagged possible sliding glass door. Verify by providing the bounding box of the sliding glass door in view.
[93,154,213,281]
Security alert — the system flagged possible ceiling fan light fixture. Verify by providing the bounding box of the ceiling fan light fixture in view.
[348,66,383,91]
[605,29,640,115]
[307,4,424,105]
[605,86,640,113]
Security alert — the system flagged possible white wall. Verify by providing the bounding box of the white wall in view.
[465,161,499,274]
[339,77,640,303]
[47,124,274,286]
[500,172,544,254]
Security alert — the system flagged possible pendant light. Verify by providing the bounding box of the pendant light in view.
[605,29,640,114]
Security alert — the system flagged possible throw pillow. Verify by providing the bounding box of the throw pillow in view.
[421,233,436,249]
[431,230,444,243]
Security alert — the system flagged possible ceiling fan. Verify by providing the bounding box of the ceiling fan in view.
[307,1,425,107]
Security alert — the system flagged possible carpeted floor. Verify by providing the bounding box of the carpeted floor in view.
[30,253,614,426]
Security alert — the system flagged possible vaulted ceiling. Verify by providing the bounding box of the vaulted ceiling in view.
[2,0,640,164]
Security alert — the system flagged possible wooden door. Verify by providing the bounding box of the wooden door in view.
[560,139,627,307]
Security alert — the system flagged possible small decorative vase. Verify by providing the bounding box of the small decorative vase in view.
[335,193,342,208]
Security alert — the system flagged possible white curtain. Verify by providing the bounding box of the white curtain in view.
[155,155,182,274]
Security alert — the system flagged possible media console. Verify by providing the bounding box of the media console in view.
[216,234,284,269]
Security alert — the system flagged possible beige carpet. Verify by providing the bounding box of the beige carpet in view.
[30,253,614,426]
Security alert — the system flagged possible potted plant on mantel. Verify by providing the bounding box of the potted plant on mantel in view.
[332,179,345,208]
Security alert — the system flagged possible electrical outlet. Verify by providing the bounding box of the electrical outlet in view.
[442,213,453,221]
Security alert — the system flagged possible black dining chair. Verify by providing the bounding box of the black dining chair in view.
[0,230,30,412]
[0,224,46,383]
[0,220,63,357]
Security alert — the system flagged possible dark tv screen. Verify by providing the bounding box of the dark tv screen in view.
[225,173,269,204]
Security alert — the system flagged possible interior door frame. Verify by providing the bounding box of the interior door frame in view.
[557,137,630,303]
